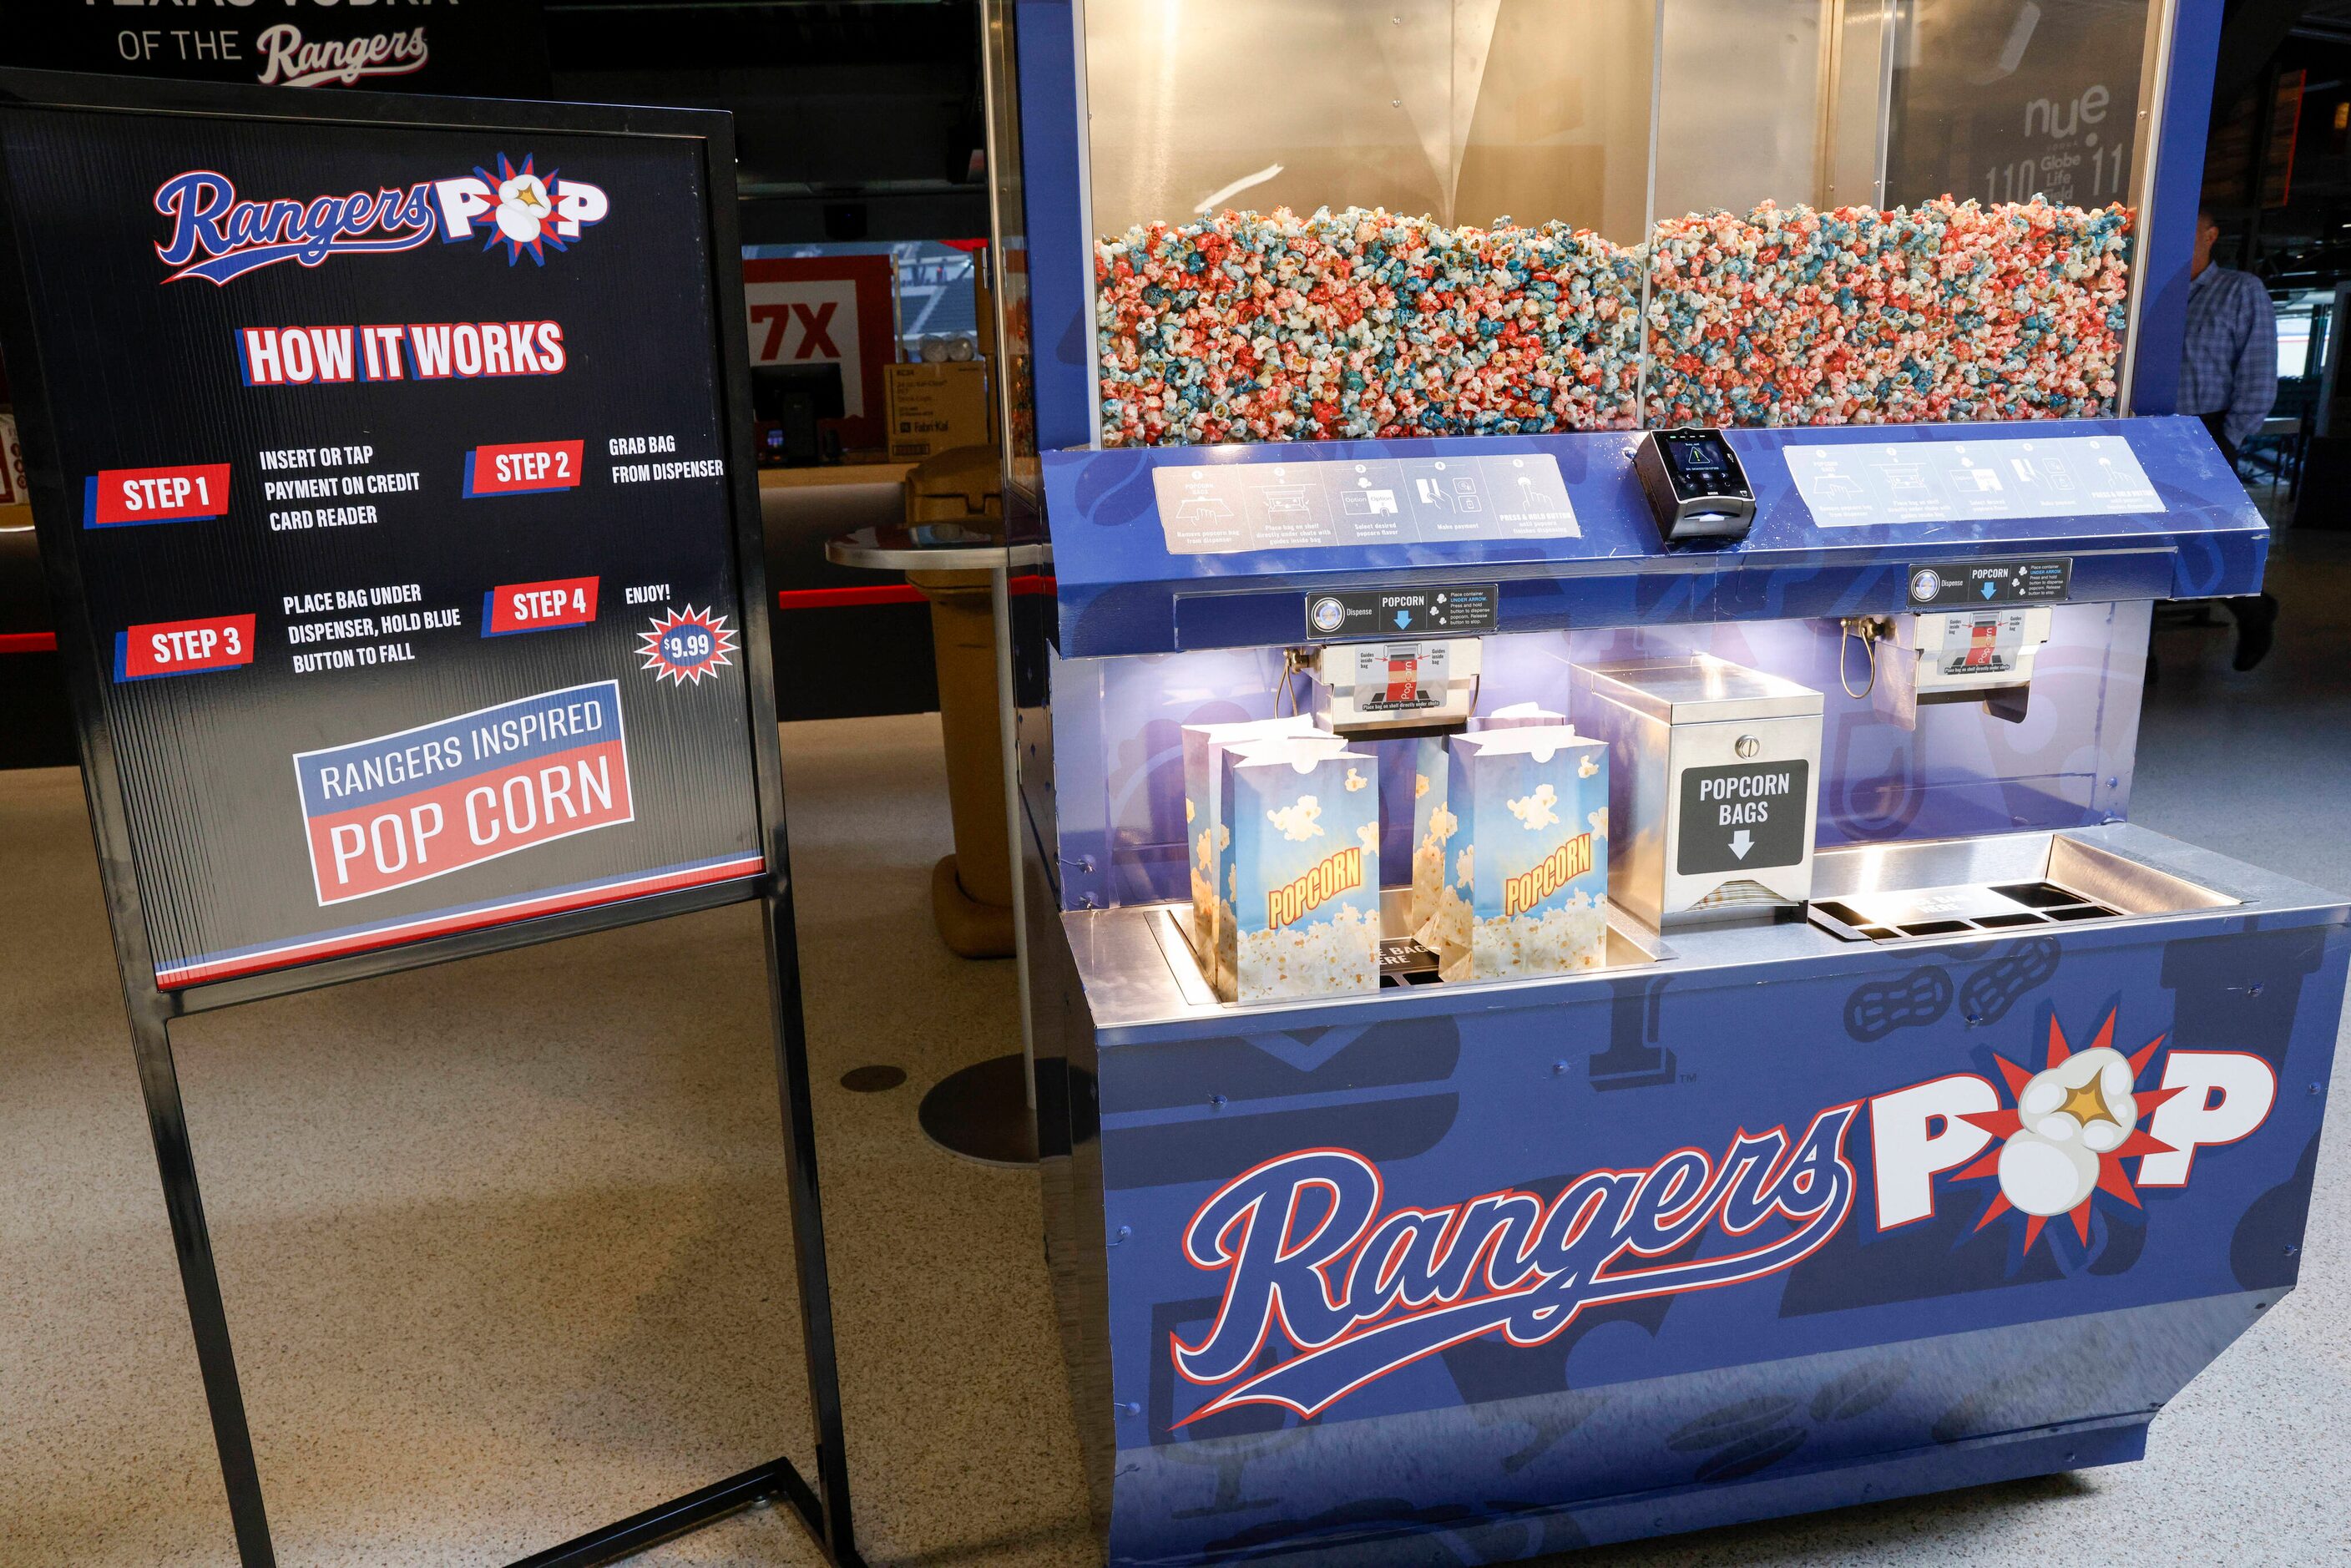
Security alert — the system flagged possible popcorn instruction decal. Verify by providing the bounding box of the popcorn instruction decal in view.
[1170,1008,2276,1426]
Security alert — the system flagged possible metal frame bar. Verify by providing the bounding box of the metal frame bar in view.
[2125,0,2225,417]
[0,67,861,1568]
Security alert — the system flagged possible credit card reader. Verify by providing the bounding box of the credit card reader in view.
[1636,427,1756,544]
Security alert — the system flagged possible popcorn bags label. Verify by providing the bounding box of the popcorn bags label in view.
[1421,727,1609,984]
[1219,745,1380,1004]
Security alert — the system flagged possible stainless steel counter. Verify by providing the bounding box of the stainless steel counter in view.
[1063,824,2347,1034]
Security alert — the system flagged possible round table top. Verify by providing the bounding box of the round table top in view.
[825,523,1010,572]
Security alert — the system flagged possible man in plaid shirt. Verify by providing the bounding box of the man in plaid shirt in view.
[2177,205,2278,670]
[2182,206,2278,466]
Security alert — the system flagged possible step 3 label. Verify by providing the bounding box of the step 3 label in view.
[115,613,257,680]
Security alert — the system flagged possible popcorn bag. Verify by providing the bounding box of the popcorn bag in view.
[1405,735,1448,930]
[1184,715,1327,968]
[1217,741,1381,1004]
[1418,726,1610,983]
[1473,701,1568,731]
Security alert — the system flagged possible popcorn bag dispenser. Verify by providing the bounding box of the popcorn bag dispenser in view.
[975,1,2349,1562]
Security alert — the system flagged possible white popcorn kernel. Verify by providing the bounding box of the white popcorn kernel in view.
[1268,794,1326,842]
[1507,782,1560,831]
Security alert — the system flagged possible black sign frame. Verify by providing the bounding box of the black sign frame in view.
[0,68,860,1568]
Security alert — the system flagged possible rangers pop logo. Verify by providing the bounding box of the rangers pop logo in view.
[435,155,606,266]
[1173,1009,2275,1425]
[154,157,608,285]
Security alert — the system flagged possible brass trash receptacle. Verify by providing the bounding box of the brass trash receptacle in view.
[903,447,1010,958]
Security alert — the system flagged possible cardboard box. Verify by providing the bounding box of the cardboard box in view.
[0,410,23,506]
[887,362,993,461]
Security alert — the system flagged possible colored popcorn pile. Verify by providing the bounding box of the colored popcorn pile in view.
[1095,207,1645,445]
[1644,199,2131,427]
[1095,199,2131,445]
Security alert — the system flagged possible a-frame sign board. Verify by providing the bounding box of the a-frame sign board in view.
[0,68,861,1568]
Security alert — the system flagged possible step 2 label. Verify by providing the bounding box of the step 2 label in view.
[461,438,584,498]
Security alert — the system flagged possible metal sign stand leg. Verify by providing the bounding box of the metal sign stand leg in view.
[102,880,863,1568]
[756,879,862,1562]
[126,1008,276,1568]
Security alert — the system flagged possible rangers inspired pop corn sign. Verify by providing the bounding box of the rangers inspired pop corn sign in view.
[1172,1009,2275,1426]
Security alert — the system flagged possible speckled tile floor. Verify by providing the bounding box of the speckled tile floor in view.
[0,710,1089,1567]
[3,534,2348,1567]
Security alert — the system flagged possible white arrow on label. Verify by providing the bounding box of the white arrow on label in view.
[1729,829,1753,860]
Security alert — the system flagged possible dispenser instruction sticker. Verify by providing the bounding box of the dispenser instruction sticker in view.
[1155,453,1577,554]
[1929,609,2034,675]
[1677,761,1809,877]
[1905,556,2072,606]
[1350,642,1450,714]
[1785,437,2160,526]
[1305,584,1498,639]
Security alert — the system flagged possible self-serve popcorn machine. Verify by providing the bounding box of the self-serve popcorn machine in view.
[978,1,2349,1562]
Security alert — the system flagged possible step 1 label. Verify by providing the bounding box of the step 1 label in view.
[84,462,231,527]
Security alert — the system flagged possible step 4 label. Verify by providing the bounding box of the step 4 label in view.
[484,575,599,636]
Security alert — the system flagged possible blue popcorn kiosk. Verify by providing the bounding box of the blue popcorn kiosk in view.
[973,1,2348,1563]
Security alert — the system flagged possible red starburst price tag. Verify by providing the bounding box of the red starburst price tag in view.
[638,605,737,685]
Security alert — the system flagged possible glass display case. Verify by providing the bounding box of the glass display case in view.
[978,7,2348,1567]
[1047,0,2165,448]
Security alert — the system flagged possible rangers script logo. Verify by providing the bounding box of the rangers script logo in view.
[1171,1009,2276,1426]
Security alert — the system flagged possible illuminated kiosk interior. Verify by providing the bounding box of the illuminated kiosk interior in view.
[976,2,2350,1564]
